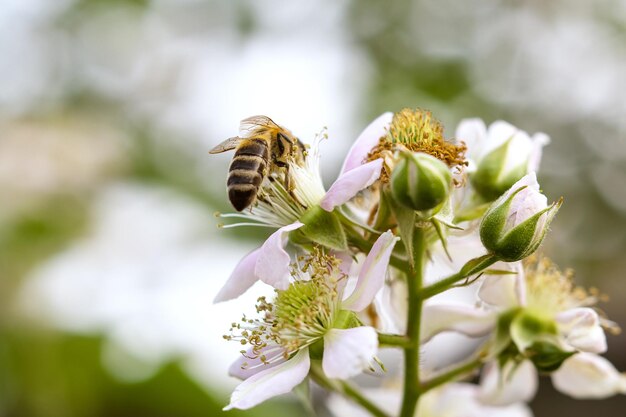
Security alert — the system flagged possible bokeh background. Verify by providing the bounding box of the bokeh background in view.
[1,0,625,416]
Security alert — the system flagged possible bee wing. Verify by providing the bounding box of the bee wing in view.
[239,115,280,138]
[209,137,242,154]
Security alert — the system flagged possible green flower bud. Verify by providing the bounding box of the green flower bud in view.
[390,152,452,213]
[471,137,528,201]
[480,173,561,262]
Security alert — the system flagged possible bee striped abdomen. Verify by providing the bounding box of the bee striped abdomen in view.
[227,139,269,211]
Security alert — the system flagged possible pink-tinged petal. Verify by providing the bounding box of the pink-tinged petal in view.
[421,304,497,343]
[340,112,393,175]
[214,248,261,303]
[228,344,288,380]
[477,262,524,309]
[342,231,399,312]
[556,308,607,353]
[479,360,538,406]
[321,159,383,212]
[322,327,378,379]
[224,348,311,410]
[551,353,626,399]
[255,222,304,290]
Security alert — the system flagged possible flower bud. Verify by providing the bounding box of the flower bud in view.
[480,173,561,262]
[458,120,549,202]
[390,152,452,213]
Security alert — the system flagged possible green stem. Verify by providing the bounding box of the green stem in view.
[378,332,411,348]
[399,228,426,417]
[420,254,497,299]
[420,357,483,393]
[309,363,390,417]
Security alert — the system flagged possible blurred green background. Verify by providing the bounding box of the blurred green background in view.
[1,0,625,416]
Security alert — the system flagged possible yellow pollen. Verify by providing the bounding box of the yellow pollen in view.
[366,108,466,182]
[524,255,595,315]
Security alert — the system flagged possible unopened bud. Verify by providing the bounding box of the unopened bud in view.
[480,173,561,262]
[390,152,452,214]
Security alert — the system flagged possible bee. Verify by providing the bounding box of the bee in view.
[209,115,305,211]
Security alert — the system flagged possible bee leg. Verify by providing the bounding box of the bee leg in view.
[273,159,303,205]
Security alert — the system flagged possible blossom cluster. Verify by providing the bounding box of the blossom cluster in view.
[212,109,625,416]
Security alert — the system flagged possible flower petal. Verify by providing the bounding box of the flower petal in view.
[255,222,304,290]
[455,118,487,164]
[228,344,287,380]
[342,230,399,312]
[483,121,519,157]
[479,360,538,406]
[421,304,497,343]
[214,248,261,303]
[551,353,626,399]
[434,383,533,417]
[327,389,400,417]
[556,308,607,353]
[527,132,550,172]
[477,262,524,308]
[224,348,311,410]
[340,112,393,175]
[321,159,383,212]
[322,327,378,379]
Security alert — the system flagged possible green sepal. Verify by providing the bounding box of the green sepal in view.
[372,187,397,232]
[293,377,315,415]
[493,208,548,261]
[308,338,325,360]
[385,188,416,266]
[510,310,558,352]
[526,341,576,372]
[493,308,522,358]
[294,205,347,251]
[458,253,498,278]
[471,138,529,201]
[390,151,451,212]
[333,310,362,330]
[479,186,526,252]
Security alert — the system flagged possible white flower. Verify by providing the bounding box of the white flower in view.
[223,231,399,410]
[327,383,533,417]
[456,119,549,201]
[422,255,623,403]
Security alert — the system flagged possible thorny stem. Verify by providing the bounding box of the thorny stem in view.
[399,228,426,417]
[309,362,391,417]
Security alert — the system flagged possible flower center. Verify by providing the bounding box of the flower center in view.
[225,249,343,363]
[367,108,467,182]
[523,255,595,316]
